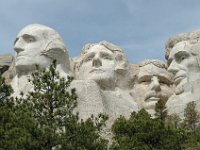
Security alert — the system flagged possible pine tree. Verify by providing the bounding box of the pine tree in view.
[0,72,13,101]
[0,73,15,149]
[166,114,182,129]
[184,101,200,131]
[0,73,35,149]
[154,98,167,122]
[14,60,108,150]
[110,109,185,150]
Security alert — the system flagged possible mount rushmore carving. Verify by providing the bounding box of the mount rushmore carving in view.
[2,23,200,122]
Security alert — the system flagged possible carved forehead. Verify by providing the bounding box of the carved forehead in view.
[169,41,199,59]
[165,30,200,60]
[85,44,113,54]
[81,41,124,55]
[17,24,56,39]
[139,64,168,76]
[139,59,166,69]
[169,41,188,58]
[137,63,172,82]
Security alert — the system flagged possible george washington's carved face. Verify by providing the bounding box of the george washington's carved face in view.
[78,45,116,83]
[14,25,58,71]
[14,25,52,72]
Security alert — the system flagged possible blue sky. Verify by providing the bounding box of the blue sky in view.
[1,0,200,63]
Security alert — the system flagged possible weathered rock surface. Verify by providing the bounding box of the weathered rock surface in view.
[0,54,13,73]
[166,29,200,117]
[71,80,104,120]
[0,54,15,84]
[10,24,71,97]
[131,59,173,116]
[5,24,200,141]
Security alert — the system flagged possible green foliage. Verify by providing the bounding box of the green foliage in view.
[183,101,200,131]
[111,109,185,150]
[110,101,200,150]
[166,114,182,129]
[180,101,200,149]
[0,72,13,101]
[0,61,108,150]
[0,73,36,149]
[154,99,167,122]
[61,113,108,150]
[4,61,200,150]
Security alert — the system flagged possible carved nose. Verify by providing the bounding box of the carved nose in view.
[167,61,179,75]
[14,38,24,53]
[14,47,24,53]
[92,57,102,68]
[150,77,161,91]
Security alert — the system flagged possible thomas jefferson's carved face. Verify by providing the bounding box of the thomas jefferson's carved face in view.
[14,25,51,71]
[132,64,173,114]
[78,45,116,83]
[168,41,200,94]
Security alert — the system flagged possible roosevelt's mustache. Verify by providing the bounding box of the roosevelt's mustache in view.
[145,92,168,102]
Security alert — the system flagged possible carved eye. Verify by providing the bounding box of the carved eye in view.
[104,56,111,60]
[87,57,92,61]
[181,56,185,61]
[159,80,167,85]
[158,77,171,86]
[175,51,189,63]
[84,56,93,62]
[101,53,112,60]
[23,34,36,43]
[139,79,151,85]
[28,37,35,42]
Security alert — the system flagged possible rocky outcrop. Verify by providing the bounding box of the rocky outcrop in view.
[0,54,15,84]
[4,23,200,131]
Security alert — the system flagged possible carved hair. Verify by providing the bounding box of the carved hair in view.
[138,59,167,69]
[165,29,200,61]
[131,59,172,87]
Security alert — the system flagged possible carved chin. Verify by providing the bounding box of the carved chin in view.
[89,73,112,82]
[16,63,37,72]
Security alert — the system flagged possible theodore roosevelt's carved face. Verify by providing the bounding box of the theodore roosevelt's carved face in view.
[78,44,116,83]
[132,62,173,114]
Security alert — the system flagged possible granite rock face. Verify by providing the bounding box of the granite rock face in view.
[73,41,139,142]
[10,24,71,97]
[165,29,200,118]
[131,59,173,115]
[0,54,13,73]
[0,54,15,84]
[4,24,200,141]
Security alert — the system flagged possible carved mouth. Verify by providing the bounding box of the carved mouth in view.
[90,69,104,73]
[145,97,160,102]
